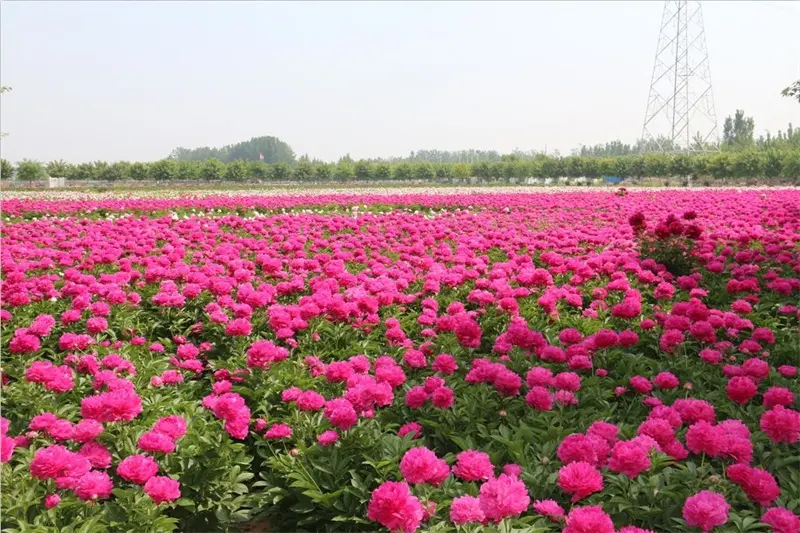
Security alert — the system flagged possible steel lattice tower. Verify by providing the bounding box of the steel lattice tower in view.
[641,0,719,153]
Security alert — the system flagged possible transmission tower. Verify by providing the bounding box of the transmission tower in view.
[641,1,719,153]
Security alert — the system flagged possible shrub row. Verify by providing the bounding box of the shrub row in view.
[2,149,799,183]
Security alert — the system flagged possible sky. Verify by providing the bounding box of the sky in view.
[1,1,799,164]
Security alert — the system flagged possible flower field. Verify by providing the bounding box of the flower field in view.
[1,189,799,533]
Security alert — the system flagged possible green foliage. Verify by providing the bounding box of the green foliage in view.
[70,162,99,181]
[16,149,800,185]
[271,162,292,181]
[15,160,47,181]
[0,158,14,180]
[248,161,269,181]
[782,80,800,103]
[129,162,150,181]
[413,162,434,181]
[292,161,314,182]
[168,136,296,164]
[313,162,333,181]
[224,160,248,182]
[334,161,355,182]
[45,160,72,178]
[174,161,199,181]
[354,160,373,181]
[148,160,177,181]
[723,110,755,151]
[200,159,224,181]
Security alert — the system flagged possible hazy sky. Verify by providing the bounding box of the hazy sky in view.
[1,1,799,163]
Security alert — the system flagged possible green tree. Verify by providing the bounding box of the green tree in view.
[71,163,98,181]
[782,80,800,103]
[563,156,584,178]
[671,154,692,177]
[0,158,13,180]
[643,154,669,177]
[722,110,755,150]
[706,153,731,181]
[413,162,435,181]
[354,160,373,181]
[271,162,292,181]
[762,150,783,179]
[149,160,176,181]
[453,163,471,179]
[15,160,46,181]
[334,161,355,181]
[392,163,413,181]
[293,161,314,182]
[200,159,224,181]
[471,161,491,180]
[730,151,762,180]
[596,158,616,177]
[224,160,247,182]
[614,157,633,179]
[175,161,199,181]
[629,156,646,179]
[129,162,150,181]
[435,163,454,180]
[374,162,392,180]
[780,151,800,182]
[248,161,269,181]
[46,160,72,178]
[99,161,132,181]
[169,135,296,164]
[313,163,333,182]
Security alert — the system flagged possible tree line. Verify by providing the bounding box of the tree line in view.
[167,136,296,164]
[2,149,798,183]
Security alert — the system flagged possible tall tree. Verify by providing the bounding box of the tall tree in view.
[0,158,13,180]
[168,136,295,164]
[722,110,755,150]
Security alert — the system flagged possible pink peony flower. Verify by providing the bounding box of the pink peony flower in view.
[761,507,800,533]
[727,464,780,507]
[726,376,758,405]
[117,454,159,484]
[432,354,458,375]
[317,430,339,446]
[1,435,15,463]
[398,422,422,439]
[525,386,553,411]
[79,442,112,469]
[137,431,176,454]
[44,493,61,509]
[74,470,114,501]
[564,506,615,533]
[653,372,680,389]
[533,499,565,521]
[683,491,730,532]
[143,475,181,504]
[296,390,326,412]
[452,450,494,482]
[558,462,604,502]
[450,495,485,525]
[760,406,800,444]
[264,423,293,440]
[399,447,449,486]
[608,440,651,478]
[30,445,91,481]
[152,415,188,441]
[323,398,358,431]
[367,481,424,533]
[478,473,530,523]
